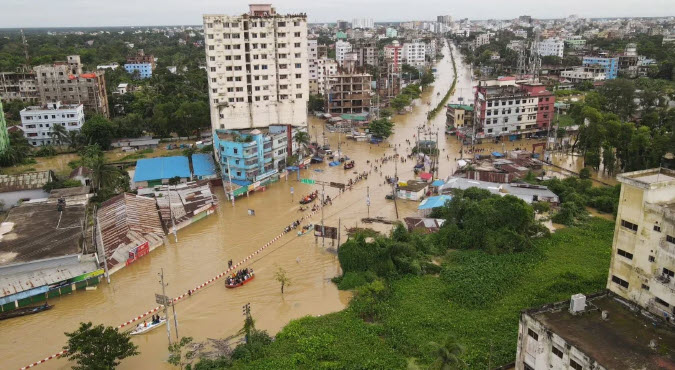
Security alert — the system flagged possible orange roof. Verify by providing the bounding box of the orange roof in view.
[80,73,97,78]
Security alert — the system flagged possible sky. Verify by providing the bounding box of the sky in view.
[1,0,674,28]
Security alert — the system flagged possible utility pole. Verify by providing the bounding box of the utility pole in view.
[321,182,325,248]
[366,186,370,218]
[169,186,177,243]
[242,303,251,344]
[337,218,341,248]
[392,150,399,219]
[158,268,172,345]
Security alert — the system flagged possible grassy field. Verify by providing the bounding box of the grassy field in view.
[222,218,614,369]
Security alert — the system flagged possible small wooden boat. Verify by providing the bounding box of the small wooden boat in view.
[0,303,53,321]
[299,192,318,205]
[226,273,255,288]
[130,317,166,335]
[343,161,355,170]
[297,223,314,236]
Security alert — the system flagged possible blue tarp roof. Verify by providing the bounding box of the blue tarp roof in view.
[431,179,445,187]
[418,195,452,210]
[192,153,217,177]
[491,151,504,157]
[133,156,191,182]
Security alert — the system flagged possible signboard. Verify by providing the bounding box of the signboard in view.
[301,178,316,184]
[126,242,150,266]
[155,293,172,306]
[314,225,338,239]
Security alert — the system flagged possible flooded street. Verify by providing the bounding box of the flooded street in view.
[1,42,562,369]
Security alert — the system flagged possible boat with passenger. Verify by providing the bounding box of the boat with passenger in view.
[0,303,53,321]
[226,268,255,288]
[130,316,166,335]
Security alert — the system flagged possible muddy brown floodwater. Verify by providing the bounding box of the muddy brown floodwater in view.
[0,42,560,369]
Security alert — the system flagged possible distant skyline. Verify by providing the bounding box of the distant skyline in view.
[1,0,674,28]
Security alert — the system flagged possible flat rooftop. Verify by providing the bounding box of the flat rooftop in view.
[617,168,675,189]
[0,200,86,267]
[531,294,675,369]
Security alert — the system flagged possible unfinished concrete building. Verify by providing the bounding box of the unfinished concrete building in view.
[327,73,371,114]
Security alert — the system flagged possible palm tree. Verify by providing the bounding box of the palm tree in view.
[50,124,68,147]
[294,131,310,158]
[428,337,466,370]
[86,155,118,191]
[67,130,84,151]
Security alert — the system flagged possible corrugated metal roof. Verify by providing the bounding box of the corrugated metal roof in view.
[98,194,164,269]
[418,195,452,210]
[147,181,218,229]
[133,156,191,182]
[191,154,217,177]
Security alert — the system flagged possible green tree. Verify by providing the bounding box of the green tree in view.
[308,94,325,112]
[428,337,467,370]
[63,322,139,370]
[0,131,32,166]
[368,118,394,139]
[390,94,411,112]
[294,131,310,156]
[598,79,636,120]
[579,167,591,179]
[274,266,291,294]
[50,123,68,147]
[81,115,117,150]
[168,336,196,369]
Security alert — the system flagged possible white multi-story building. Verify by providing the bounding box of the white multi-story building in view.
[538,38,564,58]
[20,101,84,146]
[513,29,528,38]
[315,58,338,95]
[308,39,318,81]
[203,4,309,131]
[425,39,437,60]
[403,41,426,67]
[351,18,374,29]
[473,33,491,48]
[335,40,352,66]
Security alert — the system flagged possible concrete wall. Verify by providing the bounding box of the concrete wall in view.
[0,189,49,210]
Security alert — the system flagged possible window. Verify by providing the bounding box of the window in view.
[654,225,661,232]
[655,297,669,307]
[611,275,629,288]
[294,32,301,37]
[649,255,655,262]
[295,63,301,68]
[667,235,675,244]
[527,328,538,341]
[621,220,638,232]
[210,67,216,72]
[642,284,650,290]
[277,21,286,27]
[294,42,301,47]
[552,346,563,359]
[208,34,214,39]
[294,21,300,26]
[295,73,302,78]
[296,93,303,98]
[570,359,583,370]
[664,268,675,278]
[617,249,633,260]
[209,45,215,50]
[262,65,268,70]
[523,363,534,370]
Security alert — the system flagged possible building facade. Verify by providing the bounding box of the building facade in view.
[124,63,153,79]
[474,79,554,139]
[445,104,473,134]
[203,4,309,134]
[20,101,85,146]
[34,55,109,117]
[327,73,371,114]
[608,168,675,318]
[560,66,606,83]
[307,39,318,82]
[314,58,338,95]
[403,41,426,67]
[583,56,619,79]
[537,38,564,58]
[0,70,39,103]
[335,40,352,66]
[351,18,374,29]
[384,41,403,72]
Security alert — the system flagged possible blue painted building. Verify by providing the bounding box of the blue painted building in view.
[213,128,290,185]
[582,56,619,79]
[191,153,218,180]
[124,63,153,79]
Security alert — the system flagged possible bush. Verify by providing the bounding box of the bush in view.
[334,271,377,290]
[532,201,551,214]
[579,167,591,179]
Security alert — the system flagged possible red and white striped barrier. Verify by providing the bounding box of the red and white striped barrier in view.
[20,198,333,369]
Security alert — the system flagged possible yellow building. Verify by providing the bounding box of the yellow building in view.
[609,168,675,319]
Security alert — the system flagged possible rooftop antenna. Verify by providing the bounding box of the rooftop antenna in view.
[528,30,541,83]
[20,29,30,65]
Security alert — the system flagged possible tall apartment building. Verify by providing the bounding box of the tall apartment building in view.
[313,58,338,95]
[537,38,564,58]
[308,39,318,81]
[352,41,377,67]
[351,18,374,29]
[335,40,352,66]
[0,70,39,103]
[0,99,9,153]
[203,4,309,131]
[403,42,427,67]
[583,56,619,79]
[34,55,109,118]
[474,78,554,139]
[608,168,675,316]
[20,101,85,146]
[514,168,675,370]
[437,15,453,25]
[327,73,371,114]
[384,41,403,72]
[473,33,491,48]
